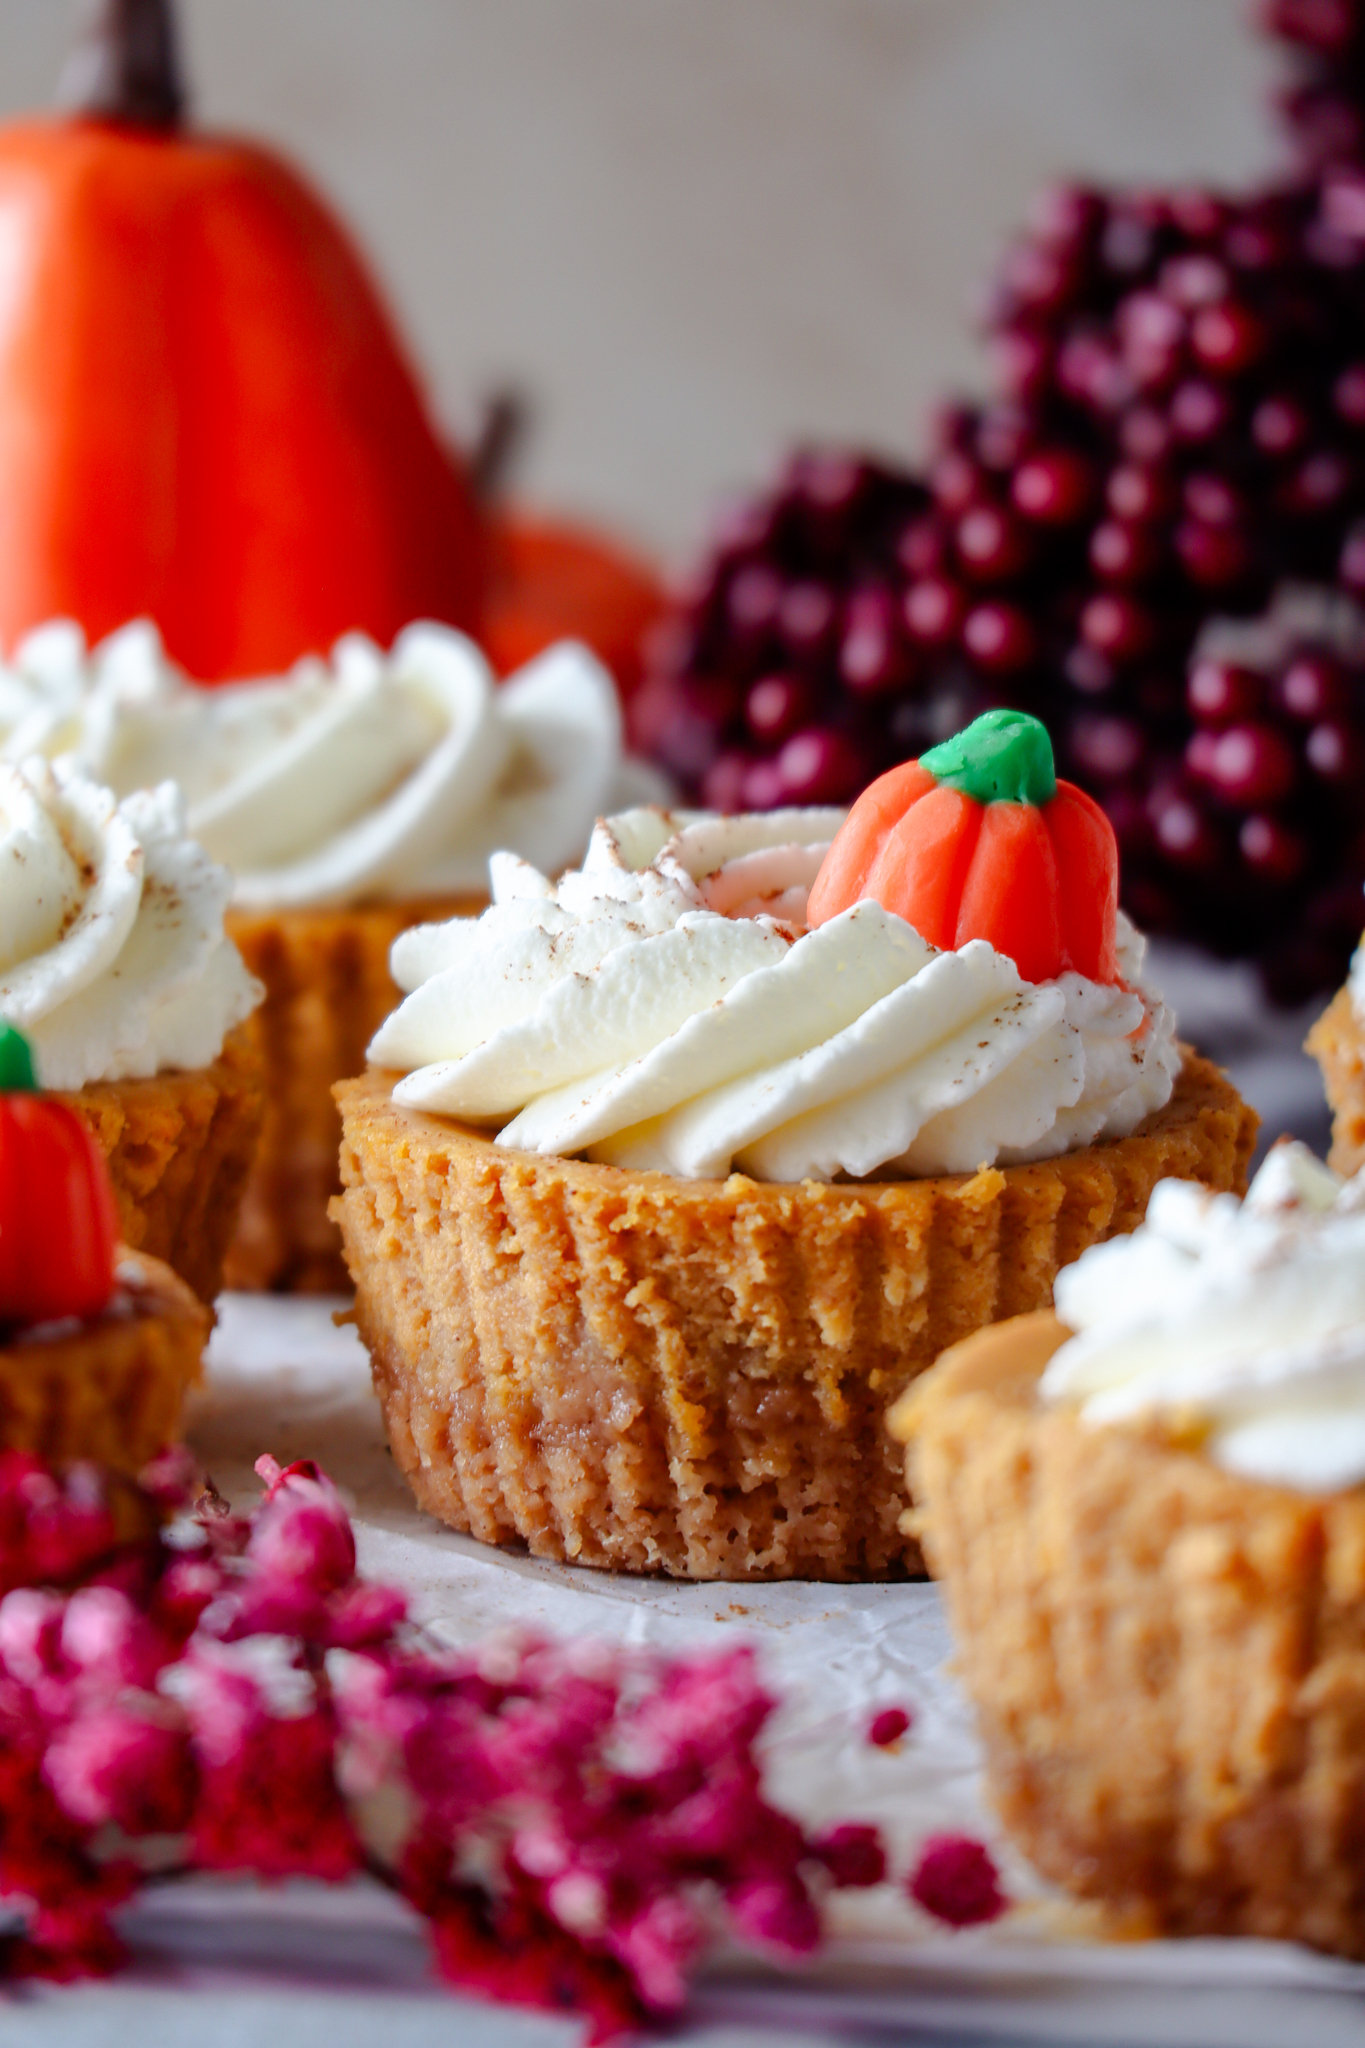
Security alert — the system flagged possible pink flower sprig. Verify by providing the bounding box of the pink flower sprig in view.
[908,1834,1007,1928]
[0,1448,896,2041]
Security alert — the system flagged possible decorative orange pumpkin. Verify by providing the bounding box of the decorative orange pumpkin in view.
[483,511,665,698]
[0,1024,118,1325]
[0,0,483,681]
[807,709,1120,986]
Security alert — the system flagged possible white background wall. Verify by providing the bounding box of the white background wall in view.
[3,1,1281,561]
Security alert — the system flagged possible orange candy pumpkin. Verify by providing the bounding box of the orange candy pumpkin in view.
[0,1025,118,1326]
[806,709,1120,986]
[0,0,483,681]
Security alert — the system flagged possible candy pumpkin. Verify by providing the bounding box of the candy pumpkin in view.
[806,709,1120,986]
[0,1025,118,1325]
[0,0,483,681]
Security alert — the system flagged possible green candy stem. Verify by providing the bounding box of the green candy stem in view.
[920,707,1058,808]
[0,1024,38,1093]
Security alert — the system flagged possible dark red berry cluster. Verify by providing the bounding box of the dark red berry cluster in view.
[630,451,946,810]
[1162,610,1365,999]
[631,4,1365,1001]
[1268,0,1365,170]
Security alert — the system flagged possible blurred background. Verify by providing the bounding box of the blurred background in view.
[0,0,1340,1149]
[0,0,1280,560]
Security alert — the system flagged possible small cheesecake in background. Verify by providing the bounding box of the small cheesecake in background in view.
[893,1141,1365,1956]
[0,1024,207,1473]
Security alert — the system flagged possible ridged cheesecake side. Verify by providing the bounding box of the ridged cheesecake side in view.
[893,1309,1365,1956]
[0,1250,209,1473]
[224,896,482,1292]
[59,1024,265,1306]
[332,1049,1257,1581]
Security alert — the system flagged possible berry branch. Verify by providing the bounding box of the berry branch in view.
[0,1447,992,2037]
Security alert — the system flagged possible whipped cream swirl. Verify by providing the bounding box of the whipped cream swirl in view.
[1349,934,1365,1018]
[0,619,667,911]
[1044,1142,1365,1493]
[370,808,1180,1183]
[0,757,261,1091]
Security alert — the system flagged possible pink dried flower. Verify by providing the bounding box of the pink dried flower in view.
[811,1822,887,1888]
[0,1447,884,2038]
[44,1710,194,1836]
[908,1833,1008,1927]
[321,1579,408,1648]
[152,1556,220,1642]
[0,1456,122,1594]
[868,1705,912,1746]
[602,1891,702,2011]
[137,1445,197,1510]
[0,1742,137,1978]
[60,1585,165,1692]
[414,1860,644,2047]
[249,1456,356,1593]
[192,1701,360,1882]
[726,1873,821,1955]
[0,1587,65,1687]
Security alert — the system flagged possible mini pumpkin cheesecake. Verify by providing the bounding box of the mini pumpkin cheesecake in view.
[335,711,1257,1580]
[0,755,263,1304]
[892,1143,1365,1956]
[0,1025,208,1472]
[0,0,665,1297]
[0,618,657,1293]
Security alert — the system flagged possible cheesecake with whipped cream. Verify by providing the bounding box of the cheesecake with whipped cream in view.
[0,753,263,1300]
[334,758,1255,1580]
[892,1141,1365,1954]
[0,617,663,1290]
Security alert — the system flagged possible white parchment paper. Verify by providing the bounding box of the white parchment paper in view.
[179,1292,1365,2015]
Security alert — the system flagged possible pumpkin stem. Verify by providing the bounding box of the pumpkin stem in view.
[468,389,531,507]
[58,0,186,131]
[921,709,1058,808]
[0,1025,37,1094]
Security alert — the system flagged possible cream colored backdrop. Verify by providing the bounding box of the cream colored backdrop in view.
[2,1,1277,558]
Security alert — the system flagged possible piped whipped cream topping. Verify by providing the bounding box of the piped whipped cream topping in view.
[0,757,261,1090]
[1349,935,1365,1018]
[0,619,668,911]
[1044,1141,1365,1493]
[370,807,1180,1183]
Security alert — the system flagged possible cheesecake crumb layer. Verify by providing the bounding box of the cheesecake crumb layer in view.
[894,1309,1365,1955]
[333,1049,1256,1581]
